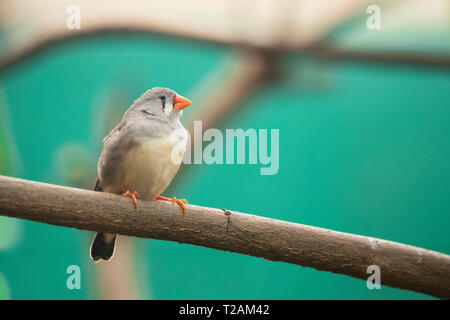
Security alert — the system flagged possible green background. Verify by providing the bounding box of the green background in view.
[0,33,449,299]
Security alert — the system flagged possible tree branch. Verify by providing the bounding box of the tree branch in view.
[0,175,449,299]
[1,27,449,75]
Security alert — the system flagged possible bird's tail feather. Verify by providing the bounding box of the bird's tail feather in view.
[90,232,116,262]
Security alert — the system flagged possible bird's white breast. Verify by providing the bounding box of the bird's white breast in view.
[104,129,188,199]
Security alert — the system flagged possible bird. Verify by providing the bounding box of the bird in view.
[90,87,192,262]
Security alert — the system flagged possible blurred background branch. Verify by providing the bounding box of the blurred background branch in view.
[1,27,449,74]
[1,175,449,299]
[1,0,449,73]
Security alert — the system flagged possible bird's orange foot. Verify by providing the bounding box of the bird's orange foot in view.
[156,195,188,214]
[121,190,140,209]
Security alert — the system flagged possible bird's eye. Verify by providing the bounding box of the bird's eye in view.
[159,96,166,110]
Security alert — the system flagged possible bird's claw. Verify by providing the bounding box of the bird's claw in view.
[121,190,140,209]
[156,195,188,215]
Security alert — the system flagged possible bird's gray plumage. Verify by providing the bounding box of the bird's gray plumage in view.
[97,87,186,195]
[90,87,189,262]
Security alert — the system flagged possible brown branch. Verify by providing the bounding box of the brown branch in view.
[0,27,449,75]
[0,174,449,299]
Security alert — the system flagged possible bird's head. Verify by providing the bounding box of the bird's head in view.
[127,87,192,122]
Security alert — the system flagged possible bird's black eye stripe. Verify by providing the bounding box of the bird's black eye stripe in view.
[159,96,166,110]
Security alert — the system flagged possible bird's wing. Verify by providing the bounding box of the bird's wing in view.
[102,120,126,146]
[93,177,102,192]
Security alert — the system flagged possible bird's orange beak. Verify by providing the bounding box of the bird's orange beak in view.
[173,94,192,110]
